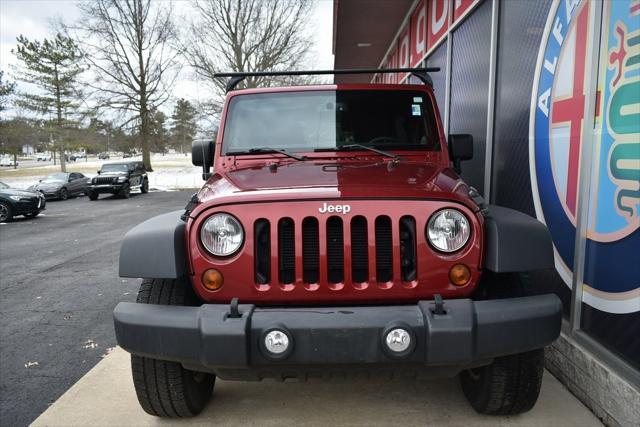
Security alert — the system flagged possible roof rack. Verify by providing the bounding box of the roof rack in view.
[213,67,441,92]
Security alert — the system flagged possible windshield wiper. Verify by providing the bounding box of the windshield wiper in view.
[315,144,400,160]
[226,147,307,161]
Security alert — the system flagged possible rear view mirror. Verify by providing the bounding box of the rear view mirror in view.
[448,134,473,174]
[192,139,215,180]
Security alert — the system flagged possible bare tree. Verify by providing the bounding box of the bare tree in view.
[186,0,314,95]
[73,0,180,171]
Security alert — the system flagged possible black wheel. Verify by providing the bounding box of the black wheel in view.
[460,272,544,415]
[59,187,68,201]
[24,211,40,218]
[120,183,131,199]
[140,178,149,193]
[0,202,13,223]
[88,191,98,201]
[131,278,215,417]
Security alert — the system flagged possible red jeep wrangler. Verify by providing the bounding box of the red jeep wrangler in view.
[114,68,561,418]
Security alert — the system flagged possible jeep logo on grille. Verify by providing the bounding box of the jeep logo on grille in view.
[318,202,351,214]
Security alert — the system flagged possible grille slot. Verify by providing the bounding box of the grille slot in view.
[350,216,368,283]
[375,216,393,282]
[400,216,417,281]
[254,219,270,284]
[326,217,344,283]
[278,218,295,284]
[302,218,319,283]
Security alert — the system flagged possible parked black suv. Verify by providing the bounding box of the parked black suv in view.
[88,161,148,200]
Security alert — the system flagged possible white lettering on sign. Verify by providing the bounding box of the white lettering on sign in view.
[399,31,410,68]
[552,17,564,45]
[414,5,426,55]
[538,87,551,117]
[544,56,557,74]
[431,0,448,36]
[318,203,351,215]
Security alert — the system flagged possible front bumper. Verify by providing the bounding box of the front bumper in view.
[114,294,561,379]
[89,184,124,193]
[15,196,46,214]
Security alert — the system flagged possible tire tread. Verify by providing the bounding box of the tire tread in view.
[130,278,214,418]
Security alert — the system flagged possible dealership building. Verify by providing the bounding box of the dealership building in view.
[333,0,639,424]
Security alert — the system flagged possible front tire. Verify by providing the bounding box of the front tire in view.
[120,183,131,199]
[140,178,149,193]
[460,349,544,415]
[131,279,215,417]
[0,202,13,223]
[88,191,98,201]
[59,187,68,201]
[460,272,545,415]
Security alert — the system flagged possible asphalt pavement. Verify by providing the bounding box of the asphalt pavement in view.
[0,189,194,426]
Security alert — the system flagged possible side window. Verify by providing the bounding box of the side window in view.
[138,164,146,173]
[69,173,78,180]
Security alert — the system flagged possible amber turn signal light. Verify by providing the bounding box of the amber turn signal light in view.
[202,269,224,291]
[449,264,471,286]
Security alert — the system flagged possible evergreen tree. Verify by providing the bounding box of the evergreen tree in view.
[170,99,198,154]
[0,71,16,113]
[11,34,84,172]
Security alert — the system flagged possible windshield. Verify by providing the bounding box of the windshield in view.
[42,173,68,182]
[0,182,8,189]
[222,90,441,154]
[101,164,129,173]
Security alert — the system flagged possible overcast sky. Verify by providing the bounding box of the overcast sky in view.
[0,0,334,116]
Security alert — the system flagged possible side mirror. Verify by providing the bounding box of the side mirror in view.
[448,134,473,174]
[192,139,215,180]
[97,170,101,174]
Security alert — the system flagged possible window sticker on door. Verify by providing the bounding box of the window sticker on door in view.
[411,104,421,116]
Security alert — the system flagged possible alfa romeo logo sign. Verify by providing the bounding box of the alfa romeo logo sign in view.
[530,0,640,313]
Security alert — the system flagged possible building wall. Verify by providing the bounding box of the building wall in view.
[368,0,639,424]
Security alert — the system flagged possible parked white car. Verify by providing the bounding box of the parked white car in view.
[0,157,18,167]
[36,153,52,161]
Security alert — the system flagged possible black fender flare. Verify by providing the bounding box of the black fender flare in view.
[483,205,554,273]
[119,210,188,279]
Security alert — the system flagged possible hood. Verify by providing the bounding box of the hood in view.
[1,188,40,198]
[196,160,474,210]
[99,171,127,176]
[33,181,63,190]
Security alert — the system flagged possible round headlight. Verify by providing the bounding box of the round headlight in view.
[200,213,244,256]
[427,209,470,253]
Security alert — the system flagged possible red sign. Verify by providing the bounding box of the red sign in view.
[453,0,476,22]
[427,0,449,50]
[410,0,427,67]
[398,26,411,81]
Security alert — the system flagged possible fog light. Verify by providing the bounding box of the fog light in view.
[202,268,224,291]
[385,328,412,353]
[264,330,290,355]
[449,264,471,286]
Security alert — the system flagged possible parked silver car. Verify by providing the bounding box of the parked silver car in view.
[29,172,90,200]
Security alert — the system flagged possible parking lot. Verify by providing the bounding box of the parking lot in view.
[0,190,194,426]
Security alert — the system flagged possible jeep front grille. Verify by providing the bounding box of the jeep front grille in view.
[94,176,116,185]
[254,215,418,286]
